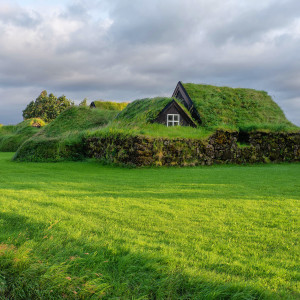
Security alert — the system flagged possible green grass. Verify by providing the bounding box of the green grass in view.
[111,94,298,138]
[182,83,297,130]
[89,122,213,139]
[0,119,45,152]
[41,106,118,137]
[13,106,119,162]
[0,152,299,299]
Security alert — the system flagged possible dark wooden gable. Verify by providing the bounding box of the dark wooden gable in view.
[172,81,202,125]
[153,100,197,128]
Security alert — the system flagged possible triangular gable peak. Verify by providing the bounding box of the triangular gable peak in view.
[172,81,202,125]
[153,100,197,128]
[172,81,194,110]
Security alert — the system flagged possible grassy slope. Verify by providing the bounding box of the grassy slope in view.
[0,119,45,152]
[182,83,296,130]
[41,106,117,137]
[13,106,118,161]
[0,152,299,299]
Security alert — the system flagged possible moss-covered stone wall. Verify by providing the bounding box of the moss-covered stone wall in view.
[85,130,300,166]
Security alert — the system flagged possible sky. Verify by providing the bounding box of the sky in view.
[0,0,299,125]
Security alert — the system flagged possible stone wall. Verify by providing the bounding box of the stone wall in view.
[85,130,300,166]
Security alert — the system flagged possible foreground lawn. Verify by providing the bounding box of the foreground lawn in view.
[0,152,299,299]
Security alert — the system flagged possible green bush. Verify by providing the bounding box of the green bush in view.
[23,90,73,122]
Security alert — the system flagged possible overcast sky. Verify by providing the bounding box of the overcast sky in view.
[0,0,299,125]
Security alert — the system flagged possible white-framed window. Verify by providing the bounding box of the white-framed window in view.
[167,114,180,126]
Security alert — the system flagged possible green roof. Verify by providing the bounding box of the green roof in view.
[93,100,128,111]
[115,97,193,125]
[42,106,118,137]
[182,83,294,128]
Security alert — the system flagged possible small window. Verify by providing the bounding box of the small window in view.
[167,114,180,126]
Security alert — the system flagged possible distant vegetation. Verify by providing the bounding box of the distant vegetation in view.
[23,90,73,122]
[92,100,128,111]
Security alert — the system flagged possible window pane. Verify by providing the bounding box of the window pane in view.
[174,115,179,121]
[168,115,173,121]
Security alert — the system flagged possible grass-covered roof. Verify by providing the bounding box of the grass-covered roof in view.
[40,106,118,137]
[182,83,294,128]
[92,100,128,111]
[115,97,193,125]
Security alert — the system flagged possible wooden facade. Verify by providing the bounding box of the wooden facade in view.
[153,100,197,128]
[172,81,202,125]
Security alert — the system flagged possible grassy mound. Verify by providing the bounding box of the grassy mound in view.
[0,118,45,152]
[92,100,128,111]
[13,106,118,161]
[41,106,117,137]
[182,83,296,130]
[104,97,212,139]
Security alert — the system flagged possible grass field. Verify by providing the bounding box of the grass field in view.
[0,152,299,299]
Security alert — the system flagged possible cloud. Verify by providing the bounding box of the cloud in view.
[0,0,299,125]
[0,3,42,28]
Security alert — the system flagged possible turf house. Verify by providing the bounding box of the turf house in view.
[117,81,292,129]
[171,81,293,128]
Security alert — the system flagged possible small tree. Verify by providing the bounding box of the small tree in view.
[22,91,74,122]
[79,98,88,106]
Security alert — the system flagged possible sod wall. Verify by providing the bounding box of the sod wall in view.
[85,130,300,166]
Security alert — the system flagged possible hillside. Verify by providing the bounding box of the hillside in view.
[13,106,117,161]
[0,118,45,151]
[182,83,295,130]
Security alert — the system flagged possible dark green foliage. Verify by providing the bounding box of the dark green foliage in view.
[182,83,296,129]
[93,100,128,111]
[14,106,118,162]
[22,90,74,122]
[86,130,300,166]
[0,118,45,152]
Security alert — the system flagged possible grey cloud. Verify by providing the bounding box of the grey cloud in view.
[0,0,299,126]
[209,0,300,45]
[0,6,41,28]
